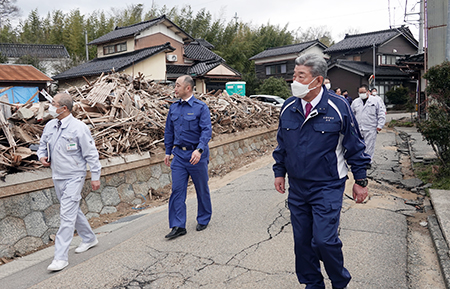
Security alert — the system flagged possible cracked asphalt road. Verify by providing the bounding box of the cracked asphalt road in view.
[5,113,444,289]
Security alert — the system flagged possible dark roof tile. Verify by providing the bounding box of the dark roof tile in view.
[0,43,69,58]
[324,26,418,53]
[184,41,223,62]
[195,39,214,49]
[53,43,174,80]
[88,15,194,45]
[249,40,326,60]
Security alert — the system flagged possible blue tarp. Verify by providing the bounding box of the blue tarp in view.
[0,87,39,104]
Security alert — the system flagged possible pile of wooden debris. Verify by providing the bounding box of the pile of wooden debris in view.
[0,72,280,176]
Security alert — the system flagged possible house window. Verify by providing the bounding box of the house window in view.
[117,42,127,52]
[104,45,115,55]
[103,42,127,55]
[379,55,400,65]
[374,80,403,103]
[266,64,287,75]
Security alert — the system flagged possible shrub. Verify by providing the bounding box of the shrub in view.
[417,61,450,169]
[255,77,291,99]
[385,86,414,110]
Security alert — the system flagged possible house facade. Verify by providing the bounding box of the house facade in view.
[0,43,69,77]
[324,26,419,104]
[249,40,327,82]
[53,15,241,93]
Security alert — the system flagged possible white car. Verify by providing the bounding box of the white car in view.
[249,95,285,107]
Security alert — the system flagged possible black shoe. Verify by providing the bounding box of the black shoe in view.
[165,227,187,239]
[196,223,208,231]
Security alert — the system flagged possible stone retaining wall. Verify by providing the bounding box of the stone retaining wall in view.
[0,127,277,258]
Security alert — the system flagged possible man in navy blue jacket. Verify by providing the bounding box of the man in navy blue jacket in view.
[273,54,371,289]
[164,75,212,240]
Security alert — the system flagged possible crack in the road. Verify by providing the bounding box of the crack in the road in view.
[114,202,292,288]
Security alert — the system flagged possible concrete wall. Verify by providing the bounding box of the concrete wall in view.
[0,127,277,258]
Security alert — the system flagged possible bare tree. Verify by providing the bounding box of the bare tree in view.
[0,0,20,27]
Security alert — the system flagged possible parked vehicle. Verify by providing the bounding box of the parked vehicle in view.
[249,95,285,107]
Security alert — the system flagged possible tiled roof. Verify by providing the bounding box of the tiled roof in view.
[0,64,52,82]
[196,39,214,49]
[331,60,408,77]
[167,61,241,79]
[397,53,424,64]
[53,43,175,80]
[0,43,69,58]
[166,64,190,78]
[190,61,221,75]
[88,15,194,45]
[324,26,418,54]
[249,40,326,60]
[184,41,223,62]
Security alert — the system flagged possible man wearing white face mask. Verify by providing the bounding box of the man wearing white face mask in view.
[351,85,386,159]
[37,93,101,271]
[273,54,371,289]
[324,77,331,90]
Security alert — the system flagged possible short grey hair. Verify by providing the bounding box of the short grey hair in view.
[295,54,328,83]
[55,93,74,112]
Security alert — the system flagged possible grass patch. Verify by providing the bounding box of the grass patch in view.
[414,161,450,190]
[388,119,415,128]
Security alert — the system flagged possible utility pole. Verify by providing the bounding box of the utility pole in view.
[447,0,450,60]
[404,0,425,53]
[85,31,89,61]
[419,0,424,53]
[373,43,376,89]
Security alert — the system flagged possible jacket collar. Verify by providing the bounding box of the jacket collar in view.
[179,95,195,106]
[54,114,74,129]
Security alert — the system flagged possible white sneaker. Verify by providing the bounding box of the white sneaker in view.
[75,238,98,253]
[47,260,68,271]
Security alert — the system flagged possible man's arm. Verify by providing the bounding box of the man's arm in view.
[196,103,212,152]
[377,98,386,131]
[37,124,51,166]
[164,106,175,156]
[341,105,371,181]
[79,124,102,182]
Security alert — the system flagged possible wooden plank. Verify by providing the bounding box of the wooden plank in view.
[0,107,16,147]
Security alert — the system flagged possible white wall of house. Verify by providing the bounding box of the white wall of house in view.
[123,52,167,81]
[195,79,206,94]
[207,64,237,76]
[137,24,185,44]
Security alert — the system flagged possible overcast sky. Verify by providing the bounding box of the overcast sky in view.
[13,0,421,42]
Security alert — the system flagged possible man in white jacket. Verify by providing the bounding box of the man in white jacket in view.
[351,85,386,159]
[37,93,101,271]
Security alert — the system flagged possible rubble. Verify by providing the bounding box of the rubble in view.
[0,72,280,176]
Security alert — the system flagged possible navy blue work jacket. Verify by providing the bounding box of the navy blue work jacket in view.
[164,96,212,156]
[273,87,371,182]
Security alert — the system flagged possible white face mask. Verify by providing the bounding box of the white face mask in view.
[291,77,318,99]
[325,83,331,90]
[359,93,369,100]
[372,91,377,96]
[48,105,61,118]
